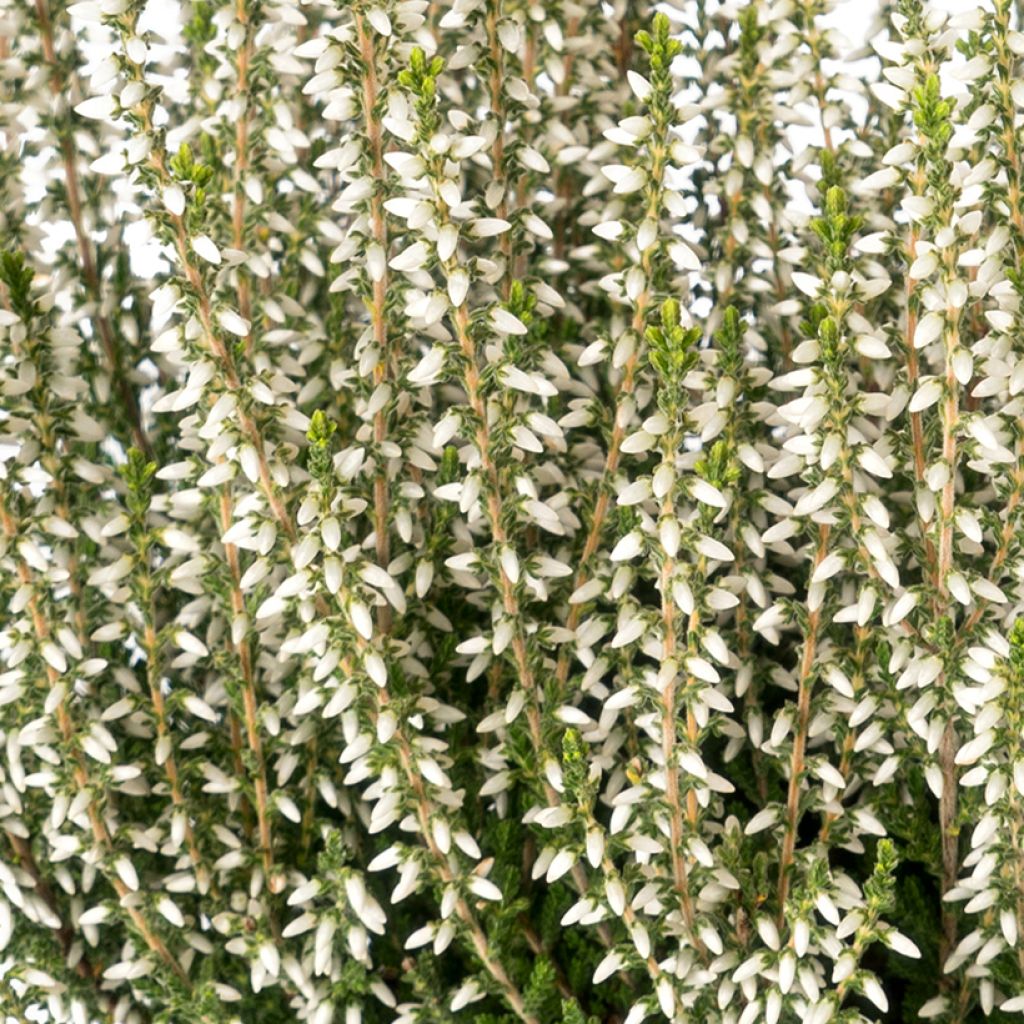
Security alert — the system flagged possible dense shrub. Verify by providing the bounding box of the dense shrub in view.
[4,0,1024,1022]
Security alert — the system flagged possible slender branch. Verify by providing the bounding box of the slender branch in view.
[217,488,277,898]
[484,0,513,298]
[936,298,962,965]
[776,523,830,926]
[961,457,1024,634]
[0,502,190,987]
[230,0,254,361]
[142,619,210,888]
[32,0,152,457]
[3,830,112,1005]
[656,450,703,947]
[354,13,394,634]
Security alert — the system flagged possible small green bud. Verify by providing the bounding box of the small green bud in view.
[696,439,740,489]
[864,838,898,913]
[1010,620,1024,678]
[119,447,157,519]
[307,409,337,448]
[562,728,589,804]
[818,316,840,362]
[561,999,588,1024]
[170,142,194,180]
[824,185,847,222]
[0,250,36,321]
[721,305,741,339]
[930,614,955,652]
[306,411,337,488]
[438,444,460,485]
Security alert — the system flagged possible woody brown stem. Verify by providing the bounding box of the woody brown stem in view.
[33,0,151,457]
[776,524,830,926]
[0,502,190,987]
[4,830,112,1005]
[354,13,394,634]
[217,489,277,899]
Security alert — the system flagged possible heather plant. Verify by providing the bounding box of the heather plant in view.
[6,0,1024,1022]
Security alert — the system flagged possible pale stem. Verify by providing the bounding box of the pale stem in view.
[936,305,962,965]
[33,0,152,457]
[776,523,831,926]
[354,13,393,625]
[0,502,191,987]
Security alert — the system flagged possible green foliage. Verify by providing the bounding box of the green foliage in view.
[0,249,35,321]
[4,4,1024,1024]
[645,298,701,417]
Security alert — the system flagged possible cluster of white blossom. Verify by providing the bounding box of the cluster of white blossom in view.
[4,0,1024,1022]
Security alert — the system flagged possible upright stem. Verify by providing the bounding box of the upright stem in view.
[554,185,665,693]
[937,304,962,964]
[143,617,209,887]
[3,831,111,1006]
[217,489,277,898]
[447,295,615,950]
[905,225,938,571]
[230,0,254,361]
[938,719,959,960]
[392,734,537,1024]
[354,14,393,629]
[0,503,190,987]
[776,524,830,926]
[935,310,960,597]
[33,0,151,456]
[657,443,697,935]
[449,303,546,759]
[484,1,512,298]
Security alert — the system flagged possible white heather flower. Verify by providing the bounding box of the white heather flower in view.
[366,7,391,34]
[75,94,117,120]
[350,603,373,641]
[491,309,528,335]
[909,379,943,412]
[389,242,429,272]
[610,532,643,562]
[626,70,652,100]
[471,218,512,238]
[669,241,701,270]
[408,347,446,385]
[192,234,221,264]
[163,185,185,216]
[467,877,502,902]
[175,631,209,657]
[218,309,250,336]
[594,220,624,240]
[114,858,139,891]
[447,269,470,306]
